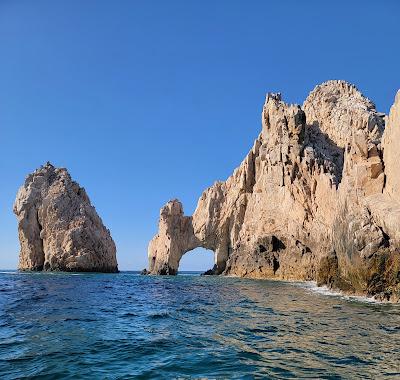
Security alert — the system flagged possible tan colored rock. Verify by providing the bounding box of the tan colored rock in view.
[148,81,400,302]
[148,200,198,275]
[365,194,400,246]
[363,89,400,250]
[303,80,384,149]
[383,90,400,203]
[14,162,118,272]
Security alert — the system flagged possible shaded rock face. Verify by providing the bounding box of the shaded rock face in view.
[14,163,118,272]
[148,81,400,302]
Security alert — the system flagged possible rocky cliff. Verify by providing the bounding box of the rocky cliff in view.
[148,80,400,302]
[14,162,118,272]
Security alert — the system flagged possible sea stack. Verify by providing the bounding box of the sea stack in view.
[148,80,400,302]
[14,162,118,272]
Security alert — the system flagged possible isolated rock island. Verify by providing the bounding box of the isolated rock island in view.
[148,80,400,302]
[14,162,118,272]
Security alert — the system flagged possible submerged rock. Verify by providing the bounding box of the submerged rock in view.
[14,162,118,272]
[148,80,400,302]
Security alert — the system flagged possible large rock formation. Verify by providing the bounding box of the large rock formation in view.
[14,162,118,272]
[148,80,400,302]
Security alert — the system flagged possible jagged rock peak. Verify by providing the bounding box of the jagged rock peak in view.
[14,163,118,272]
[266,92,282,102]
[305,80,377,112]
[303,80,385,148]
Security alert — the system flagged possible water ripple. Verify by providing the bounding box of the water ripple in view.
[0,271,399,379]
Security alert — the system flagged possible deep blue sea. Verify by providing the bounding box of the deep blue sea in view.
[0,271,399,379]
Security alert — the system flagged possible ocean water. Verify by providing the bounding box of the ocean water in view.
[0,271,399,379]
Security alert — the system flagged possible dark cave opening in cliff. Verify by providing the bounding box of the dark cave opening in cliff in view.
[178,248,214,274]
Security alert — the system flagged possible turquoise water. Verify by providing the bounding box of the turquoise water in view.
[0,271,399,379]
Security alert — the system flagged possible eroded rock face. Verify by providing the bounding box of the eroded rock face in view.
[14,163,118,272]
[383,91,400,203]
[148,80,400,302]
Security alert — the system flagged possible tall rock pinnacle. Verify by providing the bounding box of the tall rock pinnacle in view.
[14,162,118,272]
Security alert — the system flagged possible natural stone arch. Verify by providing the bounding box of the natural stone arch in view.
[147,81,400,303]
[147,199,228,275]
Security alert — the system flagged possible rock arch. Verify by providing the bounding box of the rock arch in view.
[147,199,228,275]
[147,80,400,302]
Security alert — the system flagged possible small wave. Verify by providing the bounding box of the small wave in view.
[246,326,278,334]
[46,272,85,276]
[176,306,200,314]
[148,311,171,319]
[63,317,96,322]
[121,312,138,318]
[378,324,400,333]
[295,281,385,304]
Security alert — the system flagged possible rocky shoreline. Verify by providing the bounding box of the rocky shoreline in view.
[147,80,400,302]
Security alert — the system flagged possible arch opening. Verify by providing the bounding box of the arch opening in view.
[178,248,215,274]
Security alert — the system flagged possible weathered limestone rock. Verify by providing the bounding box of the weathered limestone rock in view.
[148,80,400,302]
[148,200,198,275]
[382,90,400,203]
[303,80,384,149]
[14,162,118,272]
[363,91,400,248]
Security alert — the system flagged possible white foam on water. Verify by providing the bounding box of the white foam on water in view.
[293,281,387,304]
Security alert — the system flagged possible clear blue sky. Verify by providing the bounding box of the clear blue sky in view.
[0,0,399,270]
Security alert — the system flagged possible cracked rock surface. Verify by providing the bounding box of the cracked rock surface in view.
[148,80,400,302]
[14,162,118,272]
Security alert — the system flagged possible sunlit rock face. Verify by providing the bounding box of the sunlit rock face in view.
[382,90,400,206]
[14,162,118,272]
[148,80,400,302]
